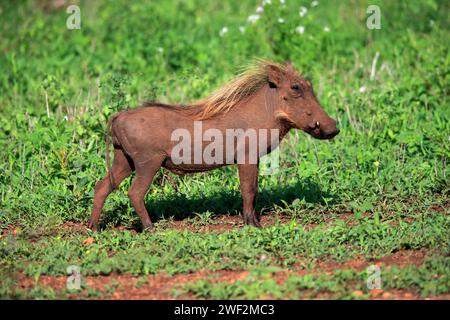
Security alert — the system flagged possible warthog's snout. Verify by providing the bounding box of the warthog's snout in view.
[307,119,340,140]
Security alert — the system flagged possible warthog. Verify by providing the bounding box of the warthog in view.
[89,61,339,231]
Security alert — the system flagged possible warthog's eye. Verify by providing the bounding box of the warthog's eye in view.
[290,84,302,97]
[291,84,300,91]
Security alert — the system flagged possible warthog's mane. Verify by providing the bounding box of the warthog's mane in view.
[194,60,288,120]
[143,60,301,120]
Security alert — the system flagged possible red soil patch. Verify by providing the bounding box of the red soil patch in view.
[167,214,295,233]
[14,249,447,300]
[61,221,90,235]
[15,266,449,300]
[315,249,427,273]
[16,270,251,300]
[1,224,18,237]
[367,289,448,300]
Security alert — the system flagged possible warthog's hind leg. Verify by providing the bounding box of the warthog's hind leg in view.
[88,148,133,230]
[128,156,164,232]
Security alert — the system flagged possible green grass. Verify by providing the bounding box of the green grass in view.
[4,213,450,276]
[0,0,449,299]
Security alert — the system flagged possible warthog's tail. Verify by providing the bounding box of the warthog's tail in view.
[105,113,121,190]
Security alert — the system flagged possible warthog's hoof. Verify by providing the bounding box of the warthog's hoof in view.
[142,224,153,233]
[87,221,98,231]
[244,215,262,228]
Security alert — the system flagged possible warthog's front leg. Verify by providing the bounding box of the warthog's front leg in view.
[238,164,261,228]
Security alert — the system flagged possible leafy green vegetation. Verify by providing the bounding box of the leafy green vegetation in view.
[1,213,446,277]
[0,0,448,299]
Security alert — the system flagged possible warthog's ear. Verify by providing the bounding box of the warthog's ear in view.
[267,64,283,88]
[285,60,295,72]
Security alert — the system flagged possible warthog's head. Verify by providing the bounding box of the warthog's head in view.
[268,62,340,140]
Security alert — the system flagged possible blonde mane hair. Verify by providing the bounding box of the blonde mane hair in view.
[193,60,289,120]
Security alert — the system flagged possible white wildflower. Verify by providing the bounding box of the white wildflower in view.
[359,86,367,93]
[63,115,69,121]
[295,26,305,34]
[323,26,330,32]
[256,6,264,13]
[279,0,285,4]
[278,18,285,23]
[311,1,319,7]
[263,0,272,5]
[299,6,308,17]
[239,26,245,33]
[219,26,228,37]
[157,47,164,53]
[247,14,260,24]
